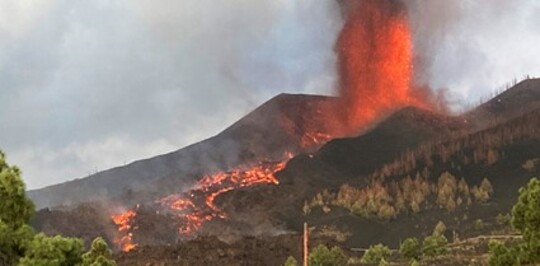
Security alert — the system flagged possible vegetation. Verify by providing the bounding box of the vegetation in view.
[368,109,540,181]
[496,213,511,226]
[361,244,391,264]
[488,240,523,266]
[422,224,448,259]
[488,178,540,265]
[283,255,298,266]
[422,234,448,258]
[510,177,540,262]
[307,171,491,220]
[399,238,421,260]
[308,244,347,266]
[0,150,116,265]
[81,237,117,266]
[19,234,84,266]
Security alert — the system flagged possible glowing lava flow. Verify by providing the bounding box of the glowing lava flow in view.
[337,0,431,131]
[156,156,290,237]
[111,210,138,252]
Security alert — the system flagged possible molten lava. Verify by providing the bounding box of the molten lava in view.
[337,0,430,132]
[111,210,138,252]
[110,0,437,251]
[155,155,290,237]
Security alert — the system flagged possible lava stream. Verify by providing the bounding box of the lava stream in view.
[155,156,290,237]
[111,210,138,252]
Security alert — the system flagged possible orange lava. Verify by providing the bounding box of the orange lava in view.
[337,0,431,132]
[111,210,138,252]
[156,154,291,237]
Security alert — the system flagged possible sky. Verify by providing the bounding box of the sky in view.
[0,0,539,189]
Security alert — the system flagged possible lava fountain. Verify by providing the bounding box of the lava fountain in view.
[337,0,430,132]
[111,0,435,251]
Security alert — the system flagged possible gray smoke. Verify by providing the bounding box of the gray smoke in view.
[404,0,540,110]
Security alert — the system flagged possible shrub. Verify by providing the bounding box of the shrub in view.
[309,244,347,266]
[81,237,116,266]
[378,258,389,266]
[399,238,421,260]
[422,234,448,257]
[433,221,446,236]
[361,244,391,264]
[488,240,522,266]
[511,177,540,263]
[284,255,298,266]
[496,213,511,226]
[472,178,494,203]
[19,234,84,266]
[474,219,485,231]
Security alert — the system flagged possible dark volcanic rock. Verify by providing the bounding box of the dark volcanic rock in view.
[28,94,341,209]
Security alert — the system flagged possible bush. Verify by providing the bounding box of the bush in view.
[511,177,540,263]
[19,234,84,266]
[81,237,116,266]
[474,219,485,231]
[399,238,421,260]
[433,221,446,236]
[309,244,347,266]
[361,244,391,264]
[488,240,522,266]
[284,255,298,266]
[496,213,511,226]
[422,234,448,257]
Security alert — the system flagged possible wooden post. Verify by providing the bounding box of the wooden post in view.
[303,222,308,266]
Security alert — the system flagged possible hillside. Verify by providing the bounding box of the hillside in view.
[28,94,341,209]
[29,80,540,263]
[466,78,540,128]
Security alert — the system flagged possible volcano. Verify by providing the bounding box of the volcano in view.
[24,0,540,262]
[30,79,540,257]
[29,94,344,209]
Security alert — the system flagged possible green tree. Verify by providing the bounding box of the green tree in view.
[511,177,540,262]
[0,151,36,265]
[399,238,421,260]
[284,255,298,266]
[0,223,34,265]
[309,244,347,266]
[19,234,84,266]
[81,237,117,266]
[361,244,391,264]
[0,151,35,229]
[0,150,117,266]
[422,234,448,258]
[433,221,446,236]
[488,240,523,266]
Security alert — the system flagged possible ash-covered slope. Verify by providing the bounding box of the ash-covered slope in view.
[28,94,340,209]
[466,78,540,127]
[214,106,467,231]
[214,84,540,247]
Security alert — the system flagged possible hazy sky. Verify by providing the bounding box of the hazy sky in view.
[1,0,539,189]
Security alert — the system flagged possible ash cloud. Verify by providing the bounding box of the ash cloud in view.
[404,0,540,111]
[0,0,341,189]
[1,0,538,189]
